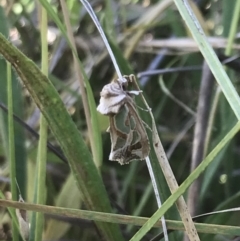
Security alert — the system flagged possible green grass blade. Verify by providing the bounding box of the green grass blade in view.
[106,34,178,240]
[130,121,240,241]
[104,0,115,39]
[107,35,170,195]
[200,142,230,200]
[0,33,124,241]
[172,0,240,119]
[223,0,237,38]
[60,0,101,167]
[29,118,47,241]
[127,181,153,233]
[29,6,48,241]
[0,5,27,199]
[44,173,82,240]
[39,0,102,167]
[200,109,236,200]
[201,191,240,240]
[224,1,240,55]
[107,33,178,223]
[1,199,240,236]
[200,0,240,206]
[7,61,18,241]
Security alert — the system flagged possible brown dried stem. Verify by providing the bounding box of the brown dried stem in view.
[132,77,200,241]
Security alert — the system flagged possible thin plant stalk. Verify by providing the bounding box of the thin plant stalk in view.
[203,87,221,157]
[159,77,196,116]
[60,0,100,166]
[29,6,48,241]
[1,198,240,236]
[79,0,169,237]
[104,0,115,39]
[225,0,240,56]
[185,62,214,241]
[79,1,170,239]
[167,117,195,159]
[124,0,173,59]
[204,0,240,160]
[129,121,240,241]
[7,61,18,241]
[118,162,138,205]
[146,156,168,241]
[0,31,124,241]
[132,79,200,241]
[173,0,240,120]
[79,0,124,82]
[127,181,153,233]
[36,0,103,169]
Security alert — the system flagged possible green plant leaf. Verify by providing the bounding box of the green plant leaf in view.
[0,33,124,241]
[172,0,240,119]
[38,0,102,168]
[130,121,240,241]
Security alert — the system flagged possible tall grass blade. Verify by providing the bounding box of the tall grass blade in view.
[0,5,27,199]
[172,0,240,119]
[146,156,168,241]
[1,198,240,236]
[44,174,82,240]
[79,0,124,81]
[107,31,179,238]
[39,0,103,168]
[130,121,240,241]
[29,6,48,241]
[0,32,124,241]
[78,2,170,239]
[7,62,18,241]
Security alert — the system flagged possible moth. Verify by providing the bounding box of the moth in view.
[97,74,150,165]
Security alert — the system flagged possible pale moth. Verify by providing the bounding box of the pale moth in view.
[97,75,150,165]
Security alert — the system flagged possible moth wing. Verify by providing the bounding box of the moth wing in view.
[108,101,150,164]
[98,79,150,164]
[97,95,126,115]
[108,105,132,163]
[125,101,150,160]
[97,82,127,115]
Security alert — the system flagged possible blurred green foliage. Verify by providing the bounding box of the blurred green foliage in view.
[0,0,240,240]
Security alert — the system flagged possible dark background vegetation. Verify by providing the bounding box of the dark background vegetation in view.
[0,0,240,240]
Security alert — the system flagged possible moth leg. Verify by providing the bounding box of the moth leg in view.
[135,104,151,112]
[141,120,152,132]
[127,90,142,96]
[121,75,141,96]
